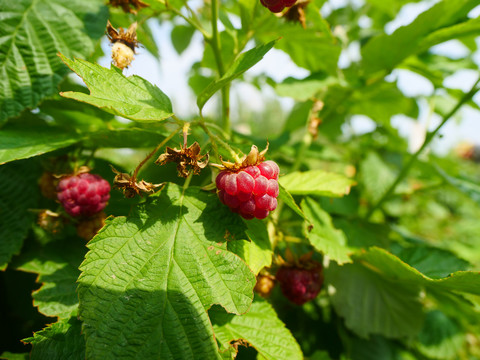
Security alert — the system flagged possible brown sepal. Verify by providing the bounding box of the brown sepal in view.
[111,166,164,198]
[106,20,139,51]
[283,1,309,28]
[37,210,64,234]
[155,141,209,178]
[108,0,149,14]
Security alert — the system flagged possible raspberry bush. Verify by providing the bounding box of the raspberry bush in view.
[1,0,480,359]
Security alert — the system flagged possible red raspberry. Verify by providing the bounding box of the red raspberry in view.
[57,173,111,217]
[276,262,323,305]
[261,0,296,13]
[215,160,280,220]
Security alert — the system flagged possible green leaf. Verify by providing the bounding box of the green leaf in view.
[301,197,351,264]
[326,260,424,339]
[279,170,355,197]
[24,317,85,360]
[436,166,480,207]
[171,25,196,55]
[0,352,29,360]
[0,125,82,165]
[0,0,108,123]
[355,247,480,296]
[350,81,418,126]
[197,40,277,111]
[361,0,480,74]
[60,56,174,121]
[210,297,303,360]
[227,219,273,275]
[86,127,169,148]
[77,184,255,359]
[276,28,341,75]
[275,75,339,102]
[359,152,396,203]
[15,241,86,319]
[418,16,480,54]
[349,335,398,360]
[277,184,309,221]
[394,246,470,279]
[0,161,39,270]
[415,310,465,359]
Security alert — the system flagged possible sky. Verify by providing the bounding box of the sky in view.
[98,0,480,154]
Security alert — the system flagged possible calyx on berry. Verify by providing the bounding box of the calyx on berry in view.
[214,145,280,220]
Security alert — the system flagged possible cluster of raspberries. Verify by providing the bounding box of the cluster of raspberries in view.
[216,160,280,220]
[57,173,111,217]
[261,0,296,13]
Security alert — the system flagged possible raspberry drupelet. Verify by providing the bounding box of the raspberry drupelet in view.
[57,173,111,217]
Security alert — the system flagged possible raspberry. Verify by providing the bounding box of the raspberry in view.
[215,160,280,220]
[276,262,323,305]
[57,173,111,217]
[261,0,296,13]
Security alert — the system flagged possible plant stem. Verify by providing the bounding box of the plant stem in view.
[210,0,230,134]
[365,76,480,220]
[132,127,181,181]
[197,117,241,163]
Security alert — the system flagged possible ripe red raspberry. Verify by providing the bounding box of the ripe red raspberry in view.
[216,160,280,220]
[57,173,111,217]
[276,262,323,305]
[261,0,296,13]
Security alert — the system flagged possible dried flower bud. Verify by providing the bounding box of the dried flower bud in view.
[108,0,149,14]
[77,212,107,241]
[283,1,309,28]
[156,142,209,178]
[37,210,64,234]
[111,166,164,198]
[106,21,139,69]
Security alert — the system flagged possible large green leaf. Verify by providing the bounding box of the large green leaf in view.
[276,27,341,75]
[301,198,351,264]
[210,297,303,360]
[0,161,39,270]
[355,247,480,296]
[15,241,86,319]
[227,219,273,275]
[279,170,355,197]
[359,152,396,203]
[77,184,255,359]
[415,310,465,360]
[326,260,424,339]
[60,56,174,122]
[197,40,277,111]
[0,125,82,165]
[349,81,418,126]
[436,166,480,207]
[361,0,480,74]
[417,16,480,54]
[23,317,85,360]
[0,0,107,123]
[277,184,309,221]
